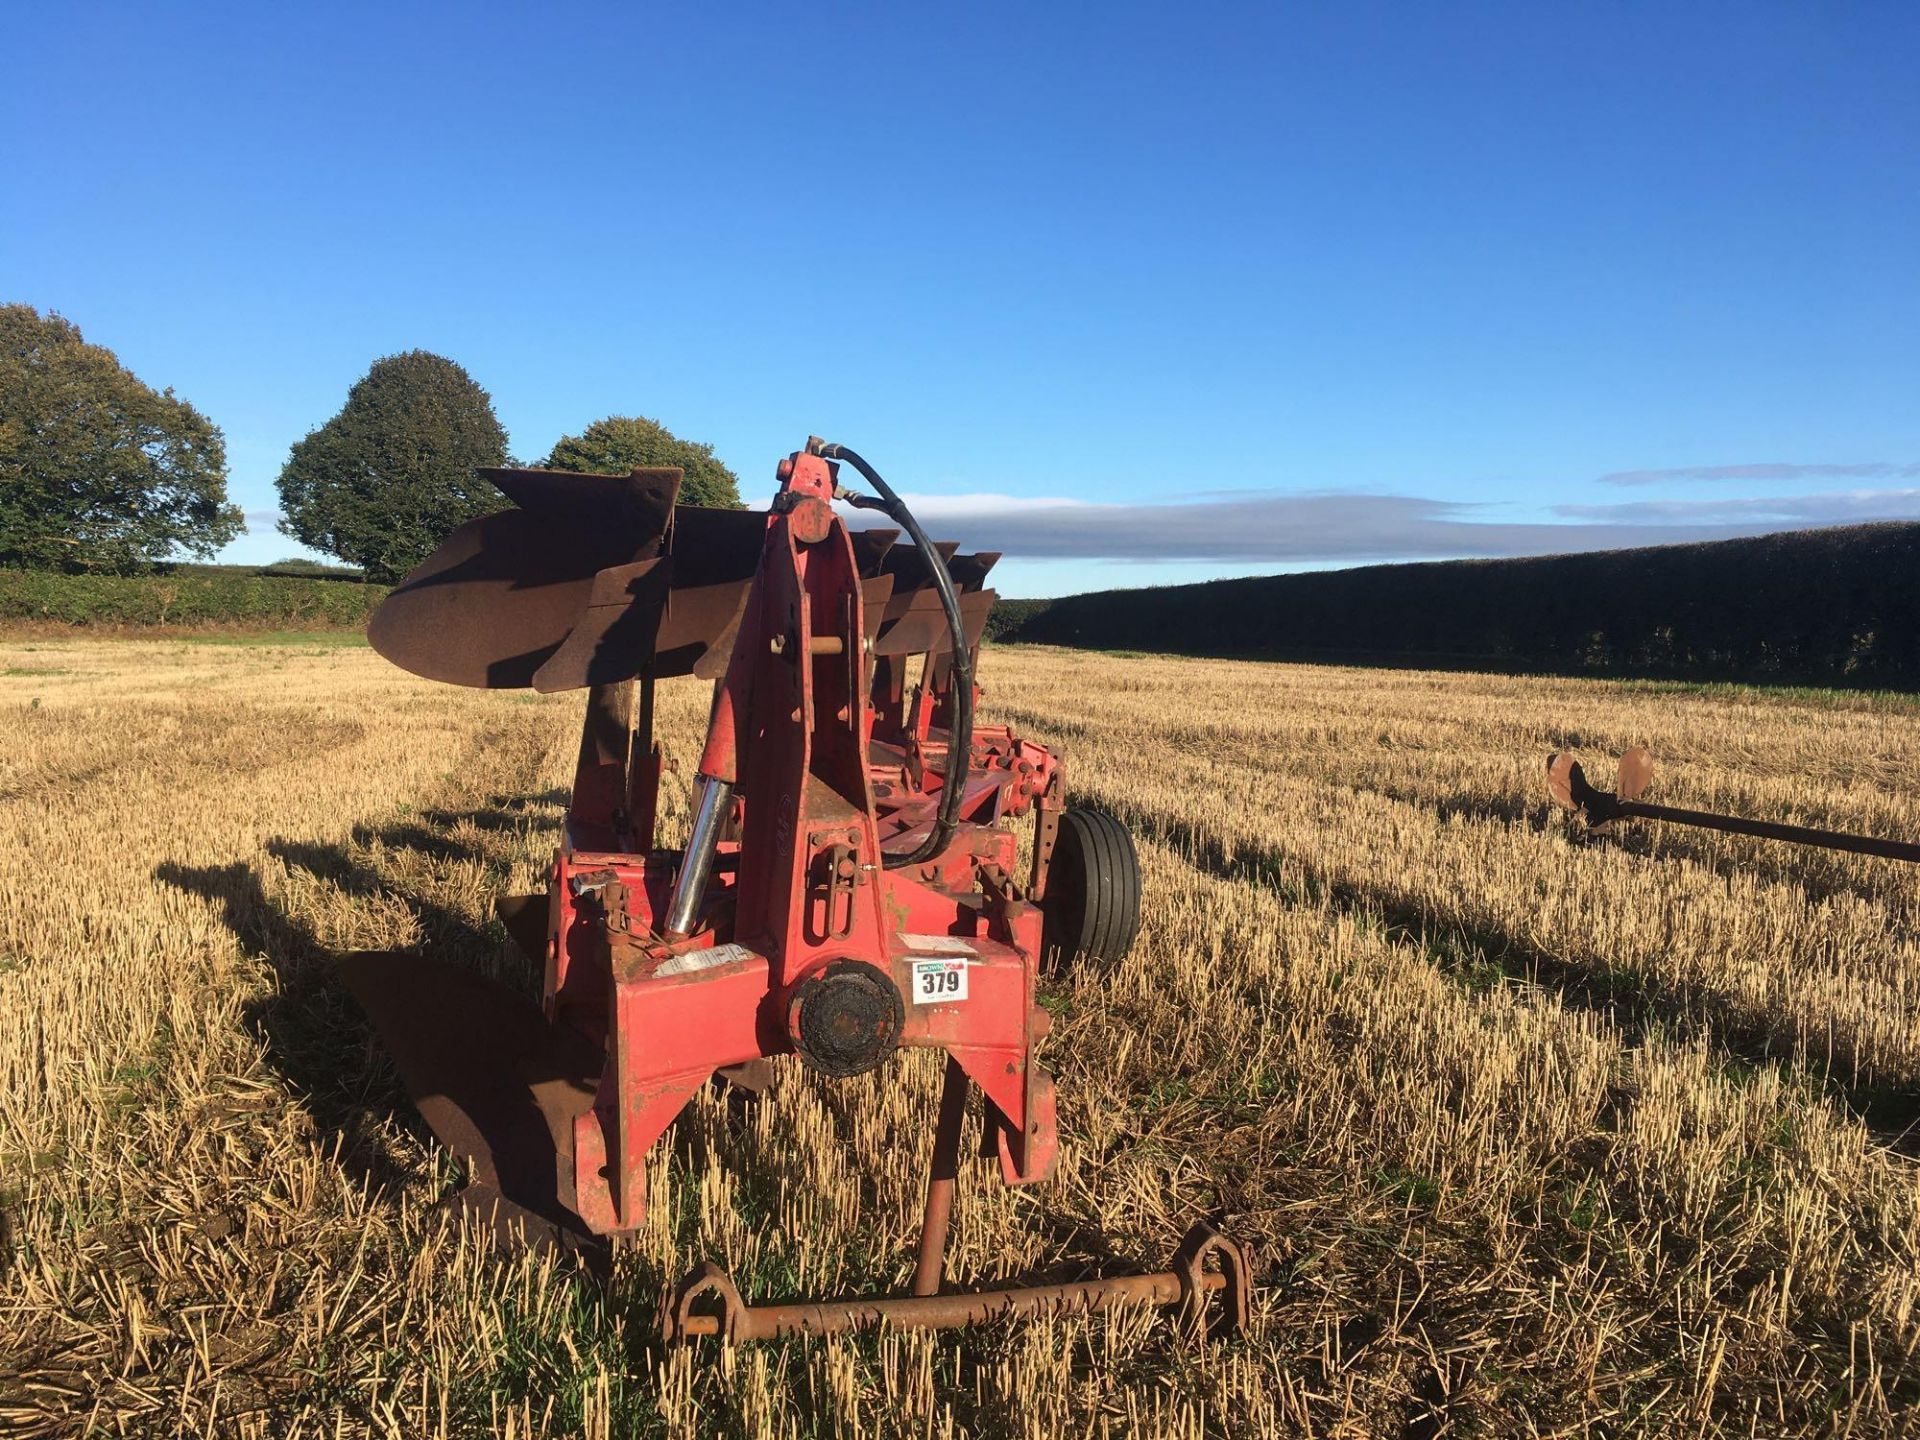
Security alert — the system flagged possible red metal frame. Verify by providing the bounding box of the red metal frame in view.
[540,449,1061,1235]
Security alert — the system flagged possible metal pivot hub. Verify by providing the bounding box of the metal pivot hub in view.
[789,960,905,1077]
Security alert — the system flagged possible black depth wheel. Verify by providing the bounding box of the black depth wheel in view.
[1041,809,1142,974]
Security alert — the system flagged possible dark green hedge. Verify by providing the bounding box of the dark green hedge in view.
[982,597,1054,642]
[994,523,1920,687]
[0,569,388,628]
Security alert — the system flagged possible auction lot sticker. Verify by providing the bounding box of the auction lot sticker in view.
[910,958,969,1004]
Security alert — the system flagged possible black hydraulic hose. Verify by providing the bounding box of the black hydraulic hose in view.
[808,438,972,870]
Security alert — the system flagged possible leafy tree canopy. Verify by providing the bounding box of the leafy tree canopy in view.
[276,351,510,583]
[545,415,744,508]
[0,304,241,573]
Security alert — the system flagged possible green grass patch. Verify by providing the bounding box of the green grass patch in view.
[1374,1164,1443,1208]
[1605,676,1920,713]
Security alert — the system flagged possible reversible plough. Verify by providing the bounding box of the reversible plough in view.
[344,439,1249,1343]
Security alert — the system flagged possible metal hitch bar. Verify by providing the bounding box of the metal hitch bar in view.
[660,1221,1251,1344]
[1547,746,1920,864]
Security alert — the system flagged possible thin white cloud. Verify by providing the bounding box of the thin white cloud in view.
[1598,462,1920,487]
[1556,488,1920,525]
[241,510,281,531]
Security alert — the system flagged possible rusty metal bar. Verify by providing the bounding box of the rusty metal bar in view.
[1620,800,1920,864]
[678,1270,1210,1340]
[1548,751,1920,865]
[910,1056,971,1297]
[662,1221,1251,1344]
[636,672,655,760]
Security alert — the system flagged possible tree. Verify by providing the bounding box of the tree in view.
[276,351,510,583]
[545,415,744,508]
[0,304,241,572]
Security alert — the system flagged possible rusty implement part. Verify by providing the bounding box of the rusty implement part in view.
[334,951,603,1251]
[368,467,680,689]
[529,558,671,693]
[850,526,902,577]
[909,1055,971,1297]
[368,508,633,689]
[494,893,549,968]
[945,551,1002,593]
[369,469,774,692]
[1547,748,1920,863]
[879,539,960,586]
[1616,744,1653,802]
[481,464,683,528]
[662,1222,1251,1344]
[873,590,996,657]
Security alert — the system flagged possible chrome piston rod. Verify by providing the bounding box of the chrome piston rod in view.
[664,775,734,937]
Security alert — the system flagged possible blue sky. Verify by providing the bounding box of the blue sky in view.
[5,2,1916,596]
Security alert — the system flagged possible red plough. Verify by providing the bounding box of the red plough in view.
[343,438,1248,1343]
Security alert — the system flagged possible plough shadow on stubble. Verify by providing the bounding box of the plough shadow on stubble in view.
[149,801,778,1299]
[151,802,555,1217]
[1125,806,1920,1154]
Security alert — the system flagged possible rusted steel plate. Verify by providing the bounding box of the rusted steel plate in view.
[369,467,680,690]
[669,581,756,682]
[872,591,995,656]
[1545,753,1582,812]
[480,465,680,541]
[335,950,602,1245]
[655,509,771,682]
[861,576,896,639]
[851,527,901,577]
[530,558,672,693]
[946,552,1002,592]
[879,540,960,587]
[871,543,980,631]
[961,590,994,647]
[368,509,615,688]
[622,533,900,683]
[494,893,549,968]
[667,507,771,582]
[370,488,772,691]
[1616,745,1653,802]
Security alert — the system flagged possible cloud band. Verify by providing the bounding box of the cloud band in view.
[849,488,1920,565]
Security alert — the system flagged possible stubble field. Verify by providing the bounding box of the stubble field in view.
[1,637,1917,1437]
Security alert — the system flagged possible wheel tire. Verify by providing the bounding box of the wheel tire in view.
[1041,809,1142,974]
